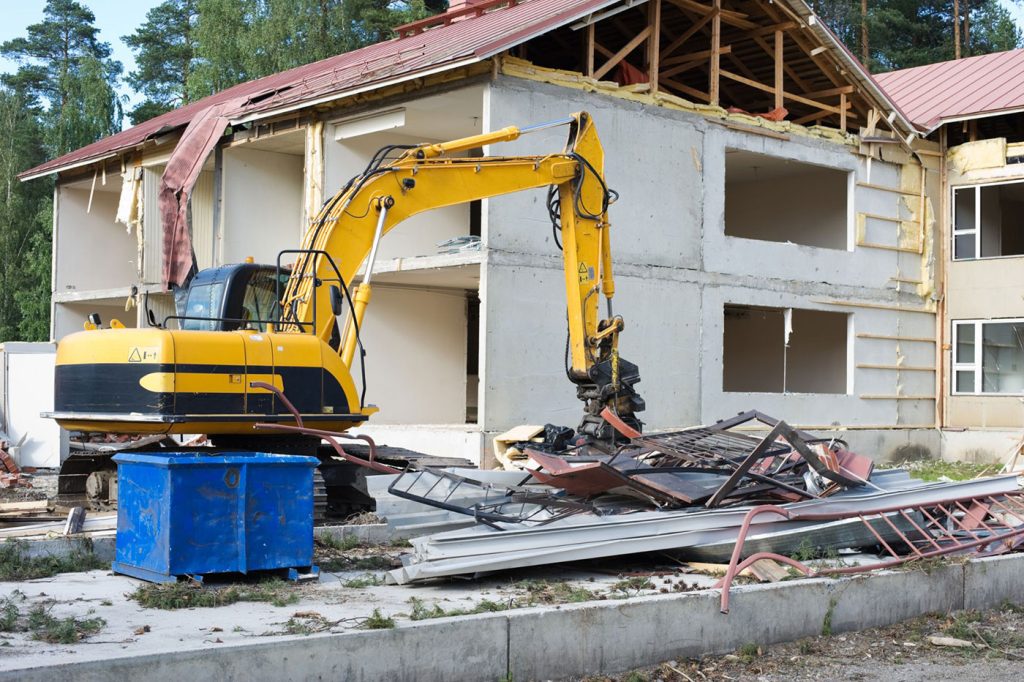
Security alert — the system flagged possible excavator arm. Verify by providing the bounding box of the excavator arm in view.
[280,111,642,438]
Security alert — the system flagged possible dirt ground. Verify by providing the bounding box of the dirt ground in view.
[582,605,1024,682]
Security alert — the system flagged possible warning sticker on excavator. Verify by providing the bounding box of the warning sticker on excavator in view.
[128,347,159,363]
[578,263,591,283]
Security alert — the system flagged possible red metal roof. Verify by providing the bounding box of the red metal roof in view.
[21,0,613,180]
[874,49,1024,132]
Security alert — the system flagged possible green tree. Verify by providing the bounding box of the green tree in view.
[814,0,1022,71]
[124,0,200,124]
[1,0,123,157]
[187,0,439,99]
[0,87,51,342]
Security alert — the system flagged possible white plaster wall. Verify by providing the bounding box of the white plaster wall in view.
[480,259,700,433]
[323,130,469,263]
[221,147,304,265]
[485,78,703,270]
[54,188,136,293]
[356,285,467,424]
[53,301,136,341]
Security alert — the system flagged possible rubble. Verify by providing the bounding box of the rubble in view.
[359,411,1024,593]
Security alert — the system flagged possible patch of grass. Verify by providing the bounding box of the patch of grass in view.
[389,538,412,548]
[406,596,511,621]
[130,578,300,610]
[514,579,598,605]
[610,577,655,598]
[943,610,985,641]
[737,642,761,663]
[362,608,395,630]
[316,534,362,552]
[27,604,104,644]
[0,539,106,581]
[0,593,104,643]
[879,460,998,482]
[342,573,384,589]
[623,672,648,682]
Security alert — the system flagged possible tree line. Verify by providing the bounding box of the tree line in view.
[0,0,1019,342]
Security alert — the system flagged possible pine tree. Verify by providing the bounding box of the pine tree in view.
[187,0,438,99]
[124,0,200,124]
[1,0,123,157]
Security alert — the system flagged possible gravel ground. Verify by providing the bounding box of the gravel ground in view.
[582,605,1024,682]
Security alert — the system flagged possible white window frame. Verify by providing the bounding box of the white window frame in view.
[952,318,1024,395]
[951,179,1024,261]
[951,185,979,261]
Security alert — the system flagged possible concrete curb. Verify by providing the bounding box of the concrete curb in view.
[3,554,1024,681]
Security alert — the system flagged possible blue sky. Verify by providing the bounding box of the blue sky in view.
[1,0,1023,108]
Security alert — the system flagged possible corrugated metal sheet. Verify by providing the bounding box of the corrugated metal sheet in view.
[191,171,216,270]
[20,0,612,180]
[874,49,1024,131]
[142,166,163,284]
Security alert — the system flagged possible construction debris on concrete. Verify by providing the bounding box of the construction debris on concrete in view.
[364,411,1024,594]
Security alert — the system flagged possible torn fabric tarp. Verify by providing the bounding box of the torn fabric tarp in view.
[159,97,245,288]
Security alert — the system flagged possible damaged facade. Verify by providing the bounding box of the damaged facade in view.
[22,0,943,464]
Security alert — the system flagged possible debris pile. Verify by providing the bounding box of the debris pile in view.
[371,411,1024,594]
[0,434,32,489]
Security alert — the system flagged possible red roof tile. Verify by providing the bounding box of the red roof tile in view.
[21,0,612,180]
[874,49,1024,131]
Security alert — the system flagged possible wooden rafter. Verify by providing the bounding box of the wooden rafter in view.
[773,30,783,111]
[665,0,757,30]
[719,68,850,115]
[647,0,661,93]
[660,46,733,79]
[661,10,714,59]
[593,25,652,80]
[710,0,721,105]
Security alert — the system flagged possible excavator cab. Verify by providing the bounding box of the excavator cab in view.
[178,263,289,333]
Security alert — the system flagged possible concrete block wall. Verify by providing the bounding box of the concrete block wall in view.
[481,76,937,440]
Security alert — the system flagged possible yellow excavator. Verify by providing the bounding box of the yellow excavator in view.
[48,111,644,514]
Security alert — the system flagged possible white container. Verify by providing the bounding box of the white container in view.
[0,342,68,468]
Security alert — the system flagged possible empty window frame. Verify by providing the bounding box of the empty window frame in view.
[723,305,851,394]
[952,182,1024,260]
[724,149,852,250]
[952,319,1024,395]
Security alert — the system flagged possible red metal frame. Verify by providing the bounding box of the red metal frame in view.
[716,491,1024,613]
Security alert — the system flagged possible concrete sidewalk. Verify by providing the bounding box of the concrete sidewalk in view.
[0,552,1020,681]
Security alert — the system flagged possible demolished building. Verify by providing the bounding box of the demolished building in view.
[19,0,944,465]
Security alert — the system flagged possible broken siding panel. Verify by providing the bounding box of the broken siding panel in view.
[191,172,216,270]
[142,167,163,284]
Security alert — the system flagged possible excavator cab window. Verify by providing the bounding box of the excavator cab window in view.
[180,264,288,332]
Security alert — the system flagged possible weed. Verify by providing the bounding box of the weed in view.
[610,577,655,598]
[0,539,106,581]
[26,604,104,644]
[798,639,815,655]
[878,460,997,482]
[316,534,362,552]
[822,597,838,637]
[737,642,760,663]
[390,538,412,548]
[514,579,598,605]
[130,579,300,610]
[362,608,395,630]
[100,600,113,607]
[623,672,648,682]
[342,574,384,589]
[407,596,510,620]
[0,595,104,644]
[943,611,985,641]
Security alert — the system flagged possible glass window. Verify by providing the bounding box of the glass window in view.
[955,370,976,393]
[952,182,1024,260]
[240,270,285,332]
[955,322,975,363]
[981,322,1024,393]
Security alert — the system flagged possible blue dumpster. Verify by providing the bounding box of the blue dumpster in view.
[111,452,319,583]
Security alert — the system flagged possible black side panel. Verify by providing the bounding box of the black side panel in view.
[55,364,173,414]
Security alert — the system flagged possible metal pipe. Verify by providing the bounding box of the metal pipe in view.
[363,199,390,287]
